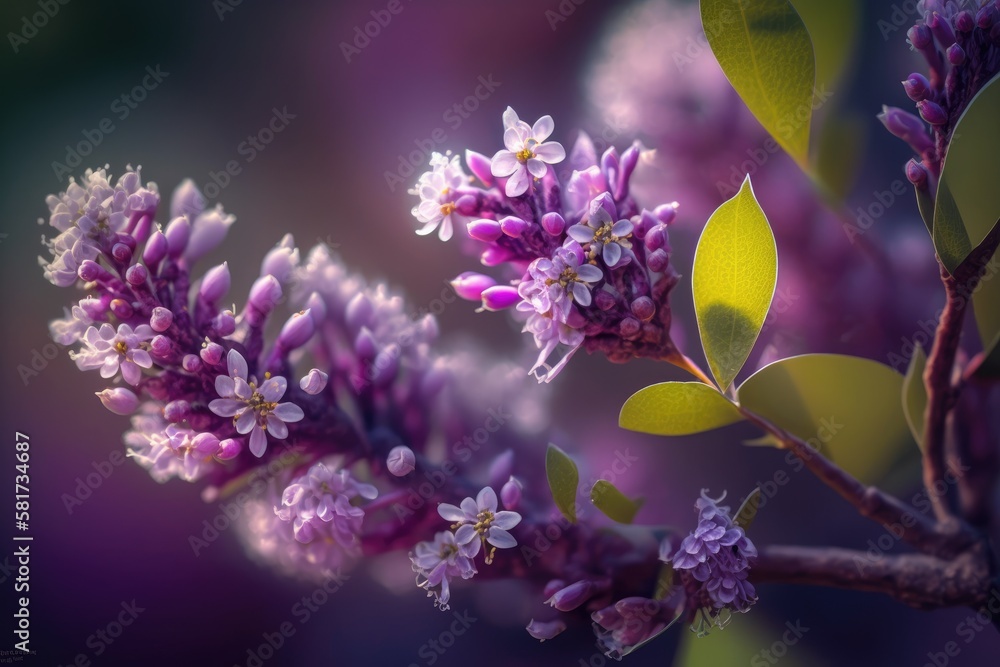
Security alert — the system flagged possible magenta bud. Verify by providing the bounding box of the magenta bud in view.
[185,206,235,264]
[110,298,134,319]
[150,307,173,332]
[112,243,132,264]
[644,226,667,252]
[164,217,191,259]
[631,296,655,321]
[589,192,617,222]
[499,215,528,237]
[480,285,521,311]
[125,264,148,286]
[977,4,998,29]
[248,275,282,315]
[902,73,930,101]
[182,354,202,373]
[917,99,948,125]
[355,328,378,360]
[616,142,641,199]
[633,210,656,239]
[260,234,299,284]
[542,579,567,599]
[525,619,566,643]
[467,218,503,242]
[501,476,523,510]
[373,345,401,386]
[200,341,224,366]
[190,432,220,456]
[170,179,205,220]
[216,438,241,460]
[300,368,328,395]
[908,24,933,49]
[594,289,616,311]
[646,248,669,273]
[213,311,236,336]
[928,12,956,47]
[956,10,975,32]
[541,212,565,236]
[115,233,137,251]
[546,580,595,612]
[77,260,105,282]
[386,445,416,477]
[346,293,374,331]
[96,388,140,415]
[947,43,966,65]
[480,245,515,266]
[620,317,641,339]
[199,262,231,304]
[653,203,678,225]
[163,399,191,423]
[278,310,315,350]
[454,194,478,216]
[142,231,169,268]
[451,272,497,301]
[150,335,172,357]
[466,149,495,186]
[304,292,327,323]
[600,147,620,184]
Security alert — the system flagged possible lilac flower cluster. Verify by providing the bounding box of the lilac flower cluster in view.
[882,0,1000,183]
[661,490,758,634]
[410,107,681,382]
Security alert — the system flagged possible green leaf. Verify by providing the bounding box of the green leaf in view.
[915,184,935,234]
[692,176,777,390]
[788,0,858,93]
[743,433,784,447]
[973,257,1000,371]
[619,382,745,436]
[737,354,914,483]
[545,444,579,523]
[902,343,928,449]
[733,488,762,530]
[815,113,865,201]
[933,75,1000,273]
[590,480,644,524]
[653,562,675,601]
[701,0,816,166]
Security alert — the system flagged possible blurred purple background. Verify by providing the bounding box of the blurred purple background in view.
[1,1,998,665]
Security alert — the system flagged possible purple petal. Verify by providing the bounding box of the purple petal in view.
[487,527,517,549]
[227,349,248,380]
[259,376,287,402]
[571,282,592,307]
[526,158,548,179]
[566,224,595,244]
[532,115,554,141]
[215,375,236,398]
[491,150,518,177]
[248,426,267,457]
[100,357,120,379]
[492,510,521,530]
[235,409,256,434]
[130,349,152,368]
[267,417,288,439]
[234,377,253,400]
[121,360,141,385]
[460,537,482,559]
[272,402,304,423]
[505,167,530,197]
[533,141,566,164]
[575,264,603,283]
[603,242,622,267]
[460,497,479,519]
[477,486,498,513]
[209,398,243,417]
[455,524,477,545]
[438,503,467,522]
[612,219,633,236]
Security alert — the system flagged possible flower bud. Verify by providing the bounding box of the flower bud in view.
[190,432,220,456]
[619,317,641,339]
[542,579,567,599]
[96,388,140,415]
[653,202,678,225]
[260,234,299,283]
[451,272,497,301]
[467,218,503,242]
[182,354,202,373]
[150,335,173,357]
[150,307,173,332]
[499,216,528,237]
[541,212,565,236]
[199,262,231,304]
[465,149,495,186]
[977,4,998,29]
[480,245,516,266]
[501,476,523,510]
[163,399,191,423]
[110,298,134,319]
[78,260,107,283]
[355,328,378,360]
[213,310,236,336]
[125,264,148,286]
[112,242,132,264]
[902,73,930,101]
[480,285,520,311]
[956,10,975,32]
[304,292,327,324]
[142,231,169,268]
[386,445,416,477]
[947,43,966,65]
[277,310,315,350]
[200,341,224,366]
[185,206,235,264]
[594,289,617,311]
[917,99,948,125]
[546,580,596,612]
[906,159,930,190]
[346,292,374,331]
[525,619,566,642]
[170,179,205,220]
[247,275,282,321]
[216,438,241,460]
[646,248,669,273]
[927,12,956,47]
[615,141,641,200]
[631,296,655,322]
[455,194,478,216]
[164,216,191,258]
[300,368,328,395]
[644,226,667,252]
[908,24,933,49]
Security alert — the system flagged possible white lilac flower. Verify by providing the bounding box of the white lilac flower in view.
[125,409,220,483]
[438,486,521,564]
[567,196,635,268]
[490,107,566,197]
[49,298,97,345]
[275,462,377,552]
[71,323,155,385]
[208,349,304,457]
[409,530,478,610]
[409,151,470,241]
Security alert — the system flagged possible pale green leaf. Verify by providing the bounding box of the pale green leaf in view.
[916,183,935,234]
[701,0,816,165]
[619,382,744,436]
[789,0,859,93]
[591,480,644,524]
[693,176,777,390]
[902,343,928,449]
[733,488,762,530]
[737,354,914,483]
[933,75,1000,273]
[545,444,579,523]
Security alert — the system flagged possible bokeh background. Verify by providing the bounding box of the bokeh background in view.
[0,0,997,665]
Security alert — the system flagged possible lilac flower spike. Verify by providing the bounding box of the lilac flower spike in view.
[438,486,521,564]
[71,323,154,385]
[490,107,566,197]
[208,349,304,457]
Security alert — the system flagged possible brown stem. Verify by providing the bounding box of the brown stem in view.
[740,409,974,557]
[752,544,993,611]
[662,349,717,388]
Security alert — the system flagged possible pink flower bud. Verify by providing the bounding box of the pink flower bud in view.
[501,476,523,510]
[465,149,495,186]
[480,285,520,311]
[199,262,231,304]
[96,388,140,415]
[387,445,416,477]
[541,212,565,236]
[150,307,173,332]
[278,310,315,350]
[451,272,497,301]
[467,218,503,242]
[300,368,328,395]
[164,216,191,258]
